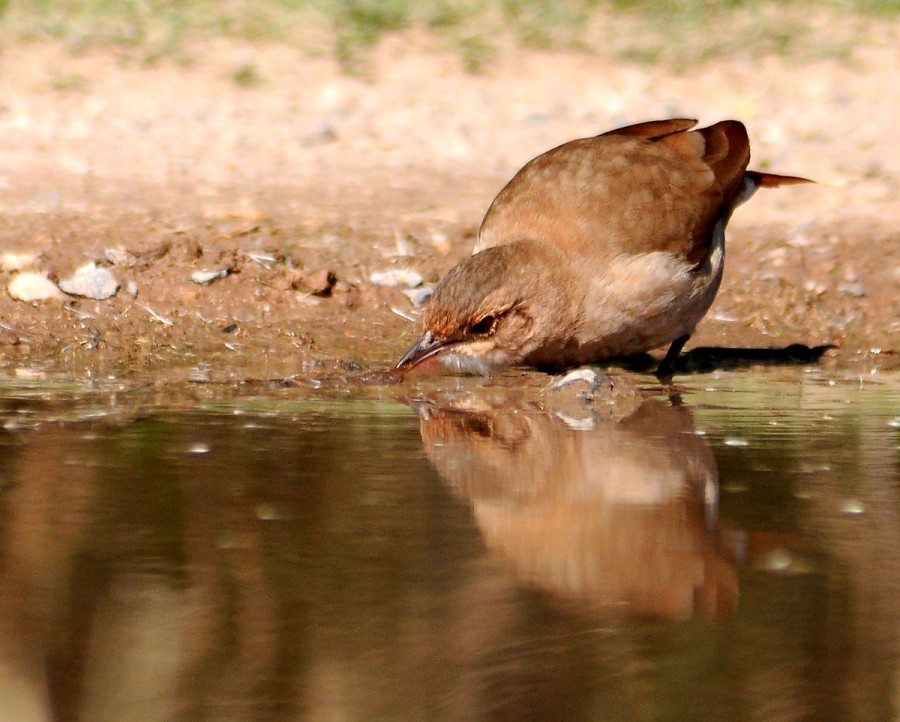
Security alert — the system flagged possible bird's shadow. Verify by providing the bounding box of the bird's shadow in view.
[607,343,835,375]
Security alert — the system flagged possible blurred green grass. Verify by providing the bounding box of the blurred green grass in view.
[1,0,897,71]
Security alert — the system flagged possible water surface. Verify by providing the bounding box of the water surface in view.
[0,369,897,721]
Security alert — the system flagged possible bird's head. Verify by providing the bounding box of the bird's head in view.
[396,242,566,375]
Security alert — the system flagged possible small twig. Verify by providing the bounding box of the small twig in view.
[138,304,174,326]
[390,306,418,322]
[62,305,95,319]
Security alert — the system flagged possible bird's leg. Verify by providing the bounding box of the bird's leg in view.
[656,334,690,377]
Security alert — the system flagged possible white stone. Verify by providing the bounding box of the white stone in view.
[7,272,63,302]
[59,265,120,299]
[402,285,433,307]
[369,268,423,288]
[0,252,38,271]
[191,269,230,285]
[550,367,602,391]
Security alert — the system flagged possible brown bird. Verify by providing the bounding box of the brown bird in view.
[397,118,810,376]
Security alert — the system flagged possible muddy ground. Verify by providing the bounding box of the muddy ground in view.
[0,35,898,384]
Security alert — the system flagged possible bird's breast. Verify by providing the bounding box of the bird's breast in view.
[530,220,727,365]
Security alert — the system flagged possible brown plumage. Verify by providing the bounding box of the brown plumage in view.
[397,118,810,376]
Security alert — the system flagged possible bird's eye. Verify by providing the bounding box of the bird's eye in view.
[469,315,496,336]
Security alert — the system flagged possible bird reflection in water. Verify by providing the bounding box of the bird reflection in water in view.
[414,394,738,620]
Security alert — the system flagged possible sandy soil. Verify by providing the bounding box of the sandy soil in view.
[0,33,898,383]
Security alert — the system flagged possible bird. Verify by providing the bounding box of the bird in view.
[396,118,810,377]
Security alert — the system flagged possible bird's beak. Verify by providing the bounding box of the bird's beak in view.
[396,331,452,371]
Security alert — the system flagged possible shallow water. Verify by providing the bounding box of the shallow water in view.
[0,369,897,721]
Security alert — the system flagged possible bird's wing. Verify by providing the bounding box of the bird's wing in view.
[477,120,753,269]
[601,117,698,140]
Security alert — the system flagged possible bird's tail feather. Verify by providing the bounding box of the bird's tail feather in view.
[745,171,814,187]
[734,170,814,207]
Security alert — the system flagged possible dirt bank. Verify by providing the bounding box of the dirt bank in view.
[0,36,897,381]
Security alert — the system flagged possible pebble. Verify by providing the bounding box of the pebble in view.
[549,367,604,391]
[59,264,120,299]
[293,268,336,296]
[402,285,433,307]
[7,272,64,302]
[104,247,134,266]
[0,252,38,271]
[191,268,230,285]
[545,368,611,416]
[106,243,170,268]
[369,268,423,288]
